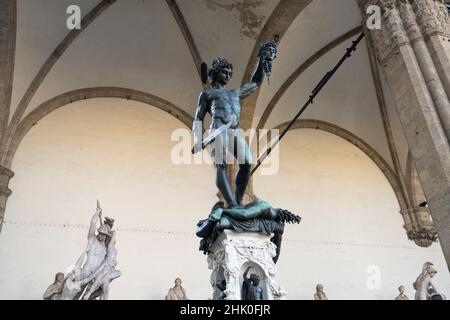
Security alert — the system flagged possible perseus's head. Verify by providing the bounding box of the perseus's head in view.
[209,58,233,87]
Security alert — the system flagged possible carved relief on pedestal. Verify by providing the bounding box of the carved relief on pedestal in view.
[207,231,287,300]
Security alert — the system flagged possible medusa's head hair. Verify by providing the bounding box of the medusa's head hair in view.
[258,40,277,61]
[208,58,233,86]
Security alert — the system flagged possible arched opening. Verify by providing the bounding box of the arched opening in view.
[2,87,193,168]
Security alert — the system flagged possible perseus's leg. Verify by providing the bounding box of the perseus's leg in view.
[216,165,237,208]
[211,127,238,208]
[231,133,252,206]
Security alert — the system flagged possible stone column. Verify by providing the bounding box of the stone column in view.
[0,0,16,143]
[358,0,450,270]
[0,1,15,232]
[415,0,450,99]
[0,166,13,233]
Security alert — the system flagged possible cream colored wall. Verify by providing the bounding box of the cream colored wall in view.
[0,99,448,300]
[255,129,450,300]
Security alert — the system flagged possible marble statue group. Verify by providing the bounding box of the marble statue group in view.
[412,262,445,300]
[394,262,446,300]
[44,201,121,300]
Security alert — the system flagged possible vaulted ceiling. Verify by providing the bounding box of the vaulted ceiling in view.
[6,0,410,177]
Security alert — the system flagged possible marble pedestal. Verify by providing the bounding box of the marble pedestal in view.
[207,230,287,300]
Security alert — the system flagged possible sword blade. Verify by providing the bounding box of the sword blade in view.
[192,121,233,154]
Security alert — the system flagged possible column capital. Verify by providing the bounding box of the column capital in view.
[402,206,438,247]
[358,0,409,63]
[0,165,13,232]
[357,0,449,63]
[0,165,13,197]
[410,0,449,37]
[0,165,14,178]
[406,228,439,247]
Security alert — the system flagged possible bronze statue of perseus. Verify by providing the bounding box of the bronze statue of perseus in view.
[192,40,277,208]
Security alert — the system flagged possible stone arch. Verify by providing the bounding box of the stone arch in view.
[272,119,408,210]
[2,87,194,168]
[4,1,117,153]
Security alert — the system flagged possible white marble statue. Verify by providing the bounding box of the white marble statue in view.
[79,202,111,279]
[413,262,438,300]
[43,272,65,300]
[165,278,189,300]
[82,230,121,300]
[395,285,409,300]
[314,284,328,300]
[44,201,120,300]
[59,266,98,300]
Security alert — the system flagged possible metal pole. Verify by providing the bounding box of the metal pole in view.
[251,32,365,176]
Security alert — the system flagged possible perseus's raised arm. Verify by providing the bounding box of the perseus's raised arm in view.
[239,60,264,100]
[192,91,209,148]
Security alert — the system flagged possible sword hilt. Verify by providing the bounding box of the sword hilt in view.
[191,138,215,154]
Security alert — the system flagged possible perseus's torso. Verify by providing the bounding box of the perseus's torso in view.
[207,88,241,128]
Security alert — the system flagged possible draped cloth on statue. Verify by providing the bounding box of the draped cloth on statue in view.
[218,216,277,235]
[196,198,300,258]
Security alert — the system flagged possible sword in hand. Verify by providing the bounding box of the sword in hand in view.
[192,121,233,154]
